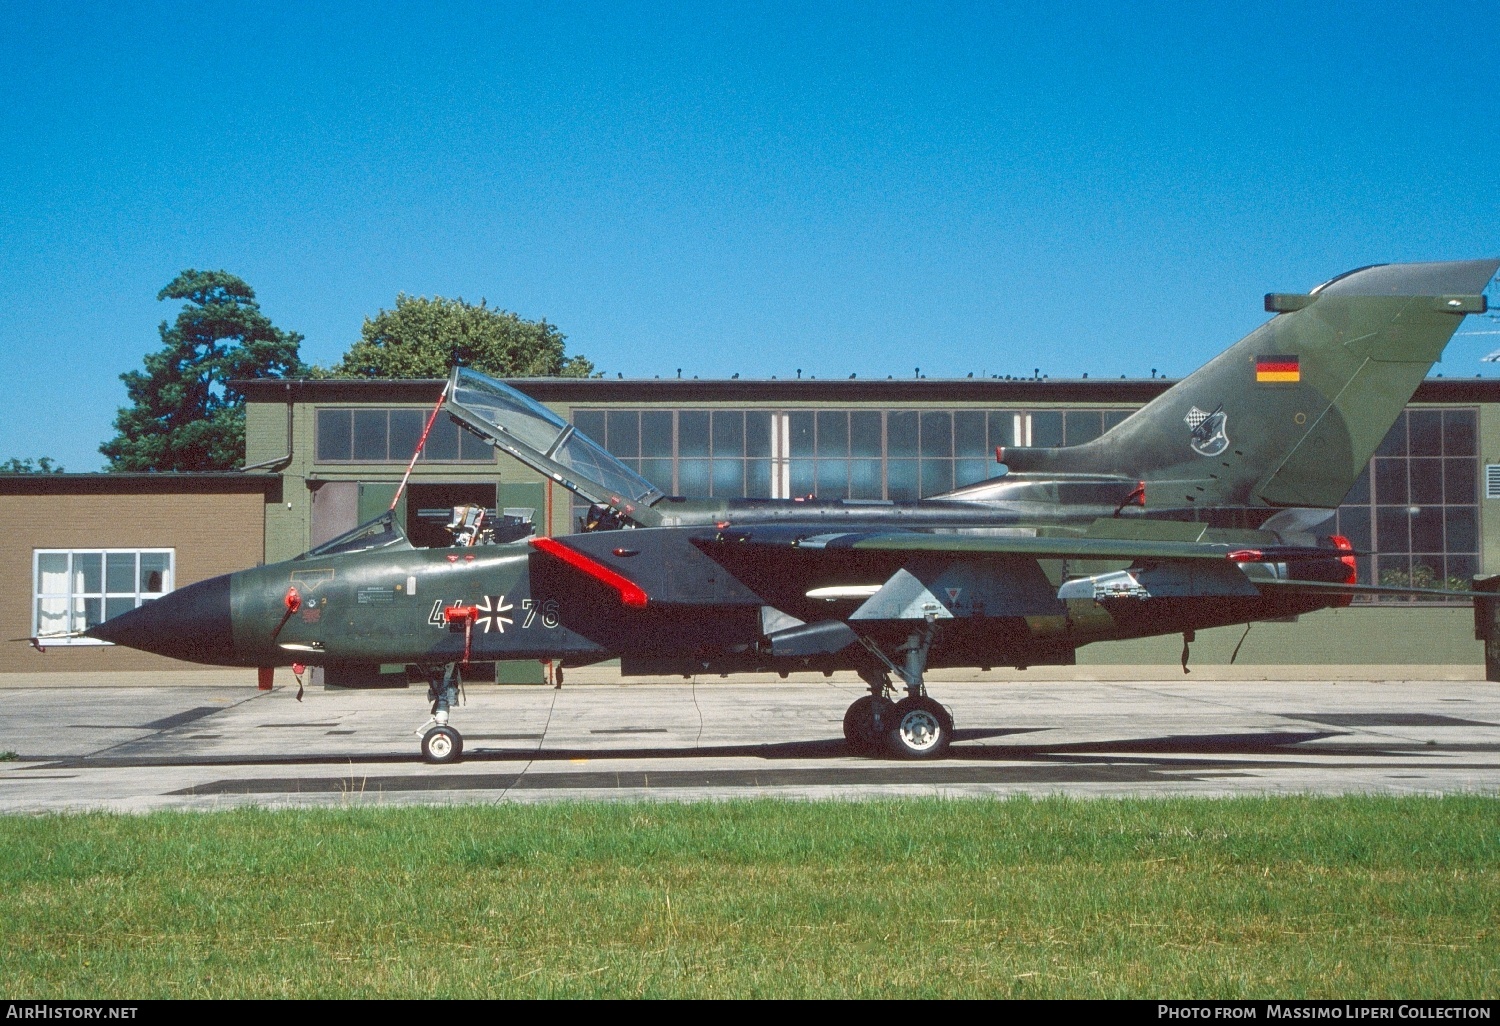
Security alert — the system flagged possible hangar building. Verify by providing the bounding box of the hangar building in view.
[5,375,1498,684]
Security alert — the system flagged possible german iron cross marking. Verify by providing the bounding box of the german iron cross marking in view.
[475,595,515,633]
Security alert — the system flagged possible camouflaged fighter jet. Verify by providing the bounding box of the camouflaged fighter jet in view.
[87,259,1500,763]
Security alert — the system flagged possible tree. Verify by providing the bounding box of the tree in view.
[330,294,595,379]
[101,270,304,472]
[0,456,64,473]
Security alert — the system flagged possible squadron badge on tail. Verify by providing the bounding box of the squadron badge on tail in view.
[1184,405,1229,457]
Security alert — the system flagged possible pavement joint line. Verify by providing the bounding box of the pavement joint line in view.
[1111,680,1490,748]
[72,685,275,762]
[1115,680,1342,718]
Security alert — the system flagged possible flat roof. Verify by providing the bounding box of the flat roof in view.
[236,376,1500,405]
[0,473,283,496]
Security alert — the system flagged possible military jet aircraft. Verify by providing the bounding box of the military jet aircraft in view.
[87,259,1500,762]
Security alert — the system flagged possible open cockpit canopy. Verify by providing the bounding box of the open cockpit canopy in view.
[445,367,665,525]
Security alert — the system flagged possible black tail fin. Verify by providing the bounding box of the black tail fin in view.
[998,260,1497,510]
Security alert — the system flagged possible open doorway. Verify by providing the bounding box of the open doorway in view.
[405,482,498,549]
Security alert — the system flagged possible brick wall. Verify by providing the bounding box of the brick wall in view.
[0,489,265,673]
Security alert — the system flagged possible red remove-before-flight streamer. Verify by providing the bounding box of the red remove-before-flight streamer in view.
[390,379,453,512]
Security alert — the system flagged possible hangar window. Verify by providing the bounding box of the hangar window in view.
[570,407,1134,508]
[33,549,174,644]
[315,408,494,464]
[1333,408,1479,603]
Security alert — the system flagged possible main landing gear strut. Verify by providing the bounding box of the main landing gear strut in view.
[420,663,464,764]
[843,616,953,759]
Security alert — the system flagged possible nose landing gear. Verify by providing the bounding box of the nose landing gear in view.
[419,663,464,764]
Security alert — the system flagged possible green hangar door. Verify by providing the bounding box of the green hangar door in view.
[405,481,548,684]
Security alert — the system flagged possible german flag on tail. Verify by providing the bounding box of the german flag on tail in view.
[1256,354,1300,383]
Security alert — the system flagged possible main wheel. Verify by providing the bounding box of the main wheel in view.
[884,696,953,759]
[422,725,463,764]
[843,695,894,754]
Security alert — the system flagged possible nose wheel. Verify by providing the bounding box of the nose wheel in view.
[422,725,463,764]
[419,663,464,763]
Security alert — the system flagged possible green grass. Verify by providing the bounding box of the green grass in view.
[1,796,1496,998]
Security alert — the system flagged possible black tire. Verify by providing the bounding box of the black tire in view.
[884,696,953,759]
[842,695,893,754]
[422,725,463,764]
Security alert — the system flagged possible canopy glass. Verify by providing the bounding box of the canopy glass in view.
[447,368,664,510]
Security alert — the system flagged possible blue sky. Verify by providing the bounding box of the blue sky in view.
[2,1,1497,470]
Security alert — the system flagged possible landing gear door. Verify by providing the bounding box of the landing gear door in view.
[444,367,665,527]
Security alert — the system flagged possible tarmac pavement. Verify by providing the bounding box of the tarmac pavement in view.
[1,677,1498,811]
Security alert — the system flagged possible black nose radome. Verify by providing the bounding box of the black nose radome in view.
[86,573,234,663]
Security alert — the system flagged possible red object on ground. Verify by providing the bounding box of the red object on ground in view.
[530,537,650,608]
[257,666,274,691]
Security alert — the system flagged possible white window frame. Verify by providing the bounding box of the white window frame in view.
[770,412,791,499]
[32,549,175,646]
